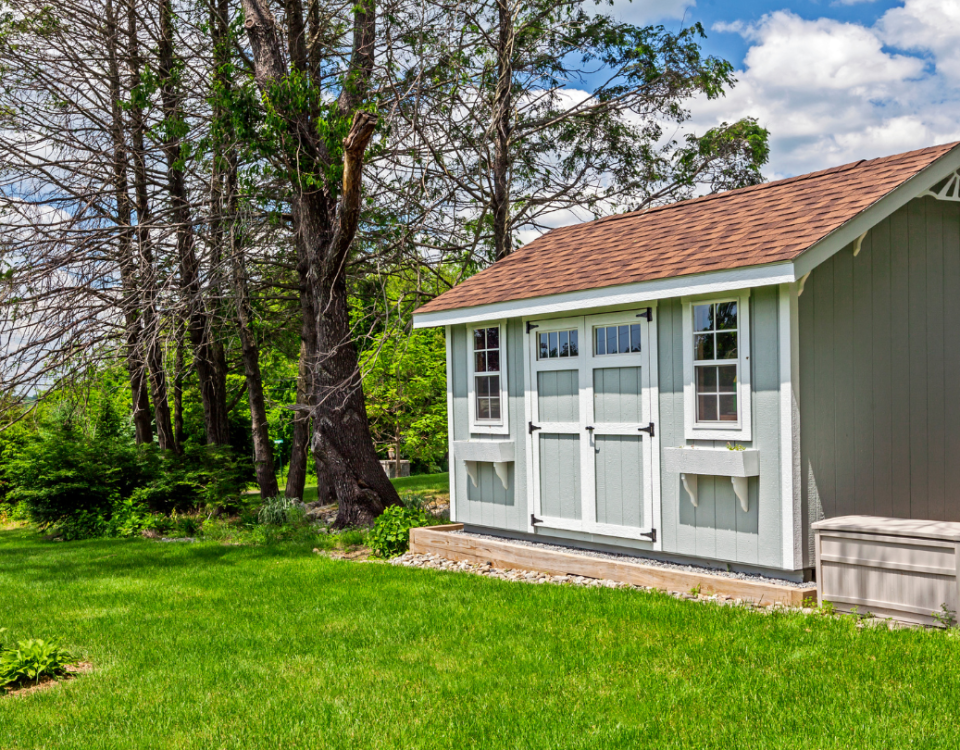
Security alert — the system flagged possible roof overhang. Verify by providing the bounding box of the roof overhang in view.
[413,261,796,328]
[794,142,960,277]
[414,142,960,330]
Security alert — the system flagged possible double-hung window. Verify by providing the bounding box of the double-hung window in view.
[469,323,508,433]
[682,295,751,440]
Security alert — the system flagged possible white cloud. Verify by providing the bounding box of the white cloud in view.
[690,6,960,177]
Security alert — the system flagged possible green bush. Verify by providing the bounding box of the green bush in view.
[369,504,428,558]
[0,629,73,690]
[5,400,252,539]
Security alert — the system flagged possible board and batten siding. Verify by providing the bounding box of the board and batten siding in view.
[449,320,528,531]
[799,197,960,567]
[656,289,786,569]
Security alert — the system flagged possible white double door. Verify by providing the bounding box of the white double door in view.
[528,309,658,541]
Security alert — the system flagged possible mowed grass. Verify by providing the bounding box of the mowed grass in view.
[2,530,960,749]
[293,472,450,504]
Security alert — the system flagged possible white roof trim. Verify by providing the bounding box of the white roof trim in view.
[413,262,796,328]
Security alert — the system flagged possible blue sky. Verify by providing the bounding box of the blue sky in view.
[605,0,960,178]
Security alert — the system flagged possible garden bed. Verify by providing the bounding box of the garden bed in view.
[409,525,817,606]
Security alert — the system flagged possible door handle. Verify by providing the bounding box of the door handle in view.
[638,422,655,438]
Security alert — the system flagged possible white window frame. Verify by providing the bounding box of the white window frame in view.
[682,293,752,441]
[467,320,509,435]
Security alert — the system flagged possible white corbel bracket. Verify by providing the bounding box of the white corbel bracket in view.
[492,462,510,490]
[680,473,698,508]
[465,460,478,488]
[853,230,868,257]
[731,476,749,513]
[922,171,960,202]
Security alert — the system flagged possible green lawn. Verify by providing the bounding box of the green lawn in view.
[292,472,450,504]
[2,530,960,748]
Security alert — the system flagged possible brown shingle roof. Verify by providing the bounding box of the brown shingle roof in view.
[417,142,959,315]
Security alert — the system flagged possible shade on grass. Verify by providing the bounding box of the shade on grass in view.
[290,472,449,504]
[1,528,958,749]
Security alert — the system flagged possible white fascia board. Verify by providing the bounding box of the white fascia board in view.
[413,262,796,329]
[794,144,960,278]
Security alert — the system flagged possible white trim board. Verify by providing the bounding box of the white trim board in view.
[413,263,796,329]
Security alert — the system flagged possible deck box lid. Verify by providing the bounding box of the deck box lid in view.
[812,515,960,542]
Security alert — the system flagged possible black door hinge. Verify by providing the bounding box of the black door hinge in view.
[636,307,653,322]
[530,514,543,525]
[638,422,655,438]
[641,529,657,542]
[529,421,541,434]
[526,321,539,333]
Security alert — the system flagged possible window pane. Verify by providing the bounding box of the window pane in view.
[694,304,714,332]
[488,375,500,394]
[716,332,738,359]
[718,365,737,392]
[475,352,487,372]
[696,365,717,392]
[477,397,490,419]
[698,395,718,421]
[630,324,641,352]
[569,330,579,356]
[596,328,605,355]
[719,395,738,421]
[539,333,549,359]
[476,375,489,396]
[474,328,486,350]
[558,330,569,357]
[489,396,501,420]
[487,351,500,373]
[716,302,737,330]
[694,333,714,361]
[549,331,558,358]
[486,327,499,350]
[607,327,617,354]
[618,325,629,354]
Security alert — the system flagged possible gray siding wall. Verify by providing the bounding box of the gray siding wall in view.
[448,290,786,568]
[799,197,960,566]
[450,319,529,530]
[657,289,785,569]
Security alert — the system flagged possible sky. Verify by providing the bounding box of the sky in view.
[608,0,960,179]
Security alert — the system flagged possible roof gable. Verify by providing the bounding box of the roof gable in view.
[416,142,960,319]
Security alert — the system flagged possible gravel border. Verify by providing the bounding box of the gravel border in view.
[455,530,813,589]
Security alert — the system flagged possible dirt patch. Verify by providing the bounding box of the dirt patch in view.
[313,546,371,561]
[3,662,93,698]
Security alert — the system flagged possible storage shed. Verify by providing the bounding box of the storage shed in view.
[413,142,960,581]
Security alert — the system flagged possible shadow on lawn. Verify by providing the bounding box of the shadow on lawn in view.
[0,529,322,583]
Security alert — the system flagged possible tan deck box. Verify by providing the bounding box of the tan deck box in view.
[813,516,960,625]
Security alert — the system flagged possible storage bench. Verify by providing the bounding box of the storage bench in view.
[812,515,960,625]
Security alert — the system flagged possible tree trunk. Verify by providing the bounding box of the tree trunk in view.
[285,343,313,500]
[174,314,185,449]
[241,0,400,525]
[125,0,176,451]
[491,0,513,262]
[105,0,153,445]
[158,0,231,446]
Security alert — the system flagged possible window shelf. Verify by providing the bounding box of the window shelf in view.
[453,441,515,490]
[663,447,759,512]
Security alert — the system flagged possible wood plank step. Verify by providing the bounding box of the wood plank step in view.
[410,526,816,607]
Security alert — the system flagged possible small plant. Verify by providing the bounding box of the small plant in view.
[257,496,305,527]
[369,504,429,558]
[932,603,957,629]
[400,492,430,513]
[689,583,702,596]
[0,632,73,690]
[726,443,746,451]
